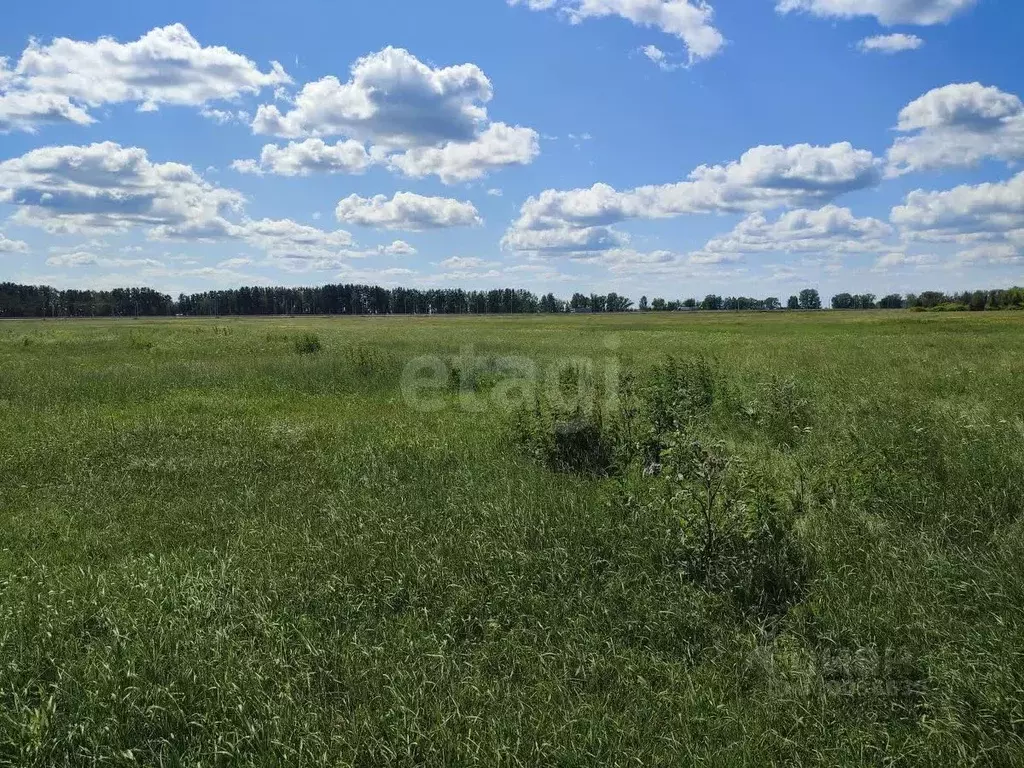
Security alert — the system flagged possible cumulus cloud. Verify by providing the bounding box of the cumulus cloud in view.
[777,0,977,25]
[887,83,1024,175]
[248,47,537,182]
[891,171,1024,246]
[691,206,893,260]
[857,33,924,53]
[235,218,355,260]
[379,240,417,256]
[232,138,374,176]
[0,24,288,131]
[501,224,629,254]
[0,232,29,253]
[0,141,244,237]
[952,243,1022,265]
[510,0,725,63]
[504,142,881,251]
[0,91,93,132]
[0,141,403,268]
[45,250,99,267]
[335,192,482,231]
[385,123,539,184]
[252,47,490,145]
[871,252,939,271]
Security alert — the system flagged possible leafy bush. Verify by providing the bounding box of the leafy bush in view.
[513,360,811,620]
[511,355,717,476]
[512,373,621,476]
[293,333,322,355]
[649,437,811,619]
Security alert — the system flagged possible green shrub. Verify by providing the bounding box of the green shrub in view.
[652,437,810,619]
[512,385,620,476]
[293,333,322,355]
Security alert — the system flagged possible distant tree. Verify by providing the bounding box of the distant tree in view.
[855,293,877,310]
[651,297,667,311]
[799,288,822,310]
[832,292,854,310]
[787,295,800,310]
[605,292,633,312]
[638,295,649,312]
[765,297,781,310]
[682,298,697,309]
[916,291,947,309]
[878,293,903,309]
[701,294,723,311]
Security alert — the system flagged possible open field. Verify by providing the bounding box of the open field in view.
[2,311,1024,766]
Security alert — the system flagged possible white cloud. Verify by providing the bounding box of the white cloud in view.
[45,250,98,267]
[0,141,244,237]
[232,138,374,176]
[691,206,893,260]
[439,256,499,269]
[44,251,165,268]
[487,188,504,197]
[0,91,93,132]
[385,122,539,184]
[504,142,881,251]
[379,240,417,256]
[235,218,355,260]
[570,247,748,278]
[871,252,939,271]
[857,34,924,53]
[200,108,250,125]
[252,46,490,146]
[777,0,977,25]
[952,243,1022,265]
[0,142,401,267]
[217,257,253,268]
[335,192,482,231]
[250,47,538,183]
[891,171,1024,246]
[641,44,681,70]
[510,0,725,63]
[887,83,1024,175]
[501,224,629,254]
[0,24,288,131]
[0,233,29,253]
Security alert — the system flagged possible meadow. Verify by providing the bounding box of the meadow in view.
[1,310,1023,766]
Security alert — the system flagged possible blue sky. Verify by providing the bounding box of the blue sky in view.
[0,0,1022,300]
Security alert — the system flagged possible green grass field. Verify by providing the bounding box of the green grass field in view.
[2,311,1023,766]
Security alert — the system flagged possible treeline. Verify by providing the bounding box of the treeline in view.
[832,288,1024,312]
[0,284,174,318]
[2,281,1023,318]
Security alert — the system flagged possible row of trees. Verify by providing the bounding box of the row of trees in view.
[831,289,1024,311]
[0,284,174,318]
[2,281,1023,318]
[643,289,823,311]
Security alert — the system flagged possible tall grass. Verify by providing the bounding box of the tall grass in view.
[0,312,1022,765]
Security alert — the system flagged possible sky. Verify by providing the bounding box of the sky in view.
[0,0,1022,301]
